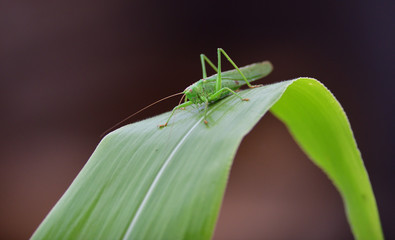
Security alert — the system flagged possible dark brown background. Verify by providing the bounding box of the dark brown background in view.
[1,0,393,239]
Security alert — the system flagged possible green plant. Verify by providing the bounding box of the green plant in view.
[32,78,383,240]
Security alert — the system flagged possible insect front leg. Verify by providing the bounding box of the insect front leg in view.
[201,97,210,125]
[158,101,193,128]
[203,101,209,124]
[178,95,189,110]
[217,48,262,89]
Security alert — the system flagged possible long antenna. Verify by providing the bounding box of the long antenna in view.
[100,91,184,138]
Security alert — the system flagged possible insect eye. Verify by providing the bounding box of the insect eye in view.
[189,89,193,92]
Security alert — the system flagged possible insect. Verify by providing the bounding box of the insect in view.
[158,48,273,128]
[101,48,272,136]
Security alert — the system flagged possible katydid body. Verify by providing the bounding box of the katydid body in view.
[159,48,273,127]
[184,61,273,103]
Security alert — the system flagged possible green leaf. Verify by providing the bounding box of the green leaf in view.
[32,78,383,240]
[270,79,383,240]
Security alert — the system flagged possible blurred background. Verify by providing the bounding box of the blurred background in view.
[0,0,393,239]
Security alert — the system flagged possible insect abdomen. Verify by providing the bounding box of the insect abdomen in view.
[221,78,245,90]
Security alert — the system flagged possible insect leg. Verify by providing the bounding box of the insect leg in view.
[208,87,249,102]
[203,87,248,125]
[203,98,209,124]
[218,48,262,88]
[200,54,218,79]
[216,48,223,92]
[158,101,193,128]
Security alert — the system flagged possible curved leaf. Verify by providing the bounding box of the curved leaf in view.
[270,79,383,239]
[32,78,383,240]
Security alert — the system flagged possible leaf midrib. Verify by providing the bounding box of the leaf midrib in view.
[122,116,204,239]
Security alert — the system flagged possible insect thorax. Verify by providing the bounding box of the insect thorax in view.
[184,81,207,104]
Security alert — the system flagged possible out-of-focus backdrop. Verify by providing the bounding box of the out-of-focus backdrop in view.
[1,0,393,239]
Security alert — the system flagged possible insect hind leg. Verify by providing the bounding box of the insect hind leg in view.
[200,54,218,79]
[217,48,262,89]
[208,87,249,102]
[202,87,249,125]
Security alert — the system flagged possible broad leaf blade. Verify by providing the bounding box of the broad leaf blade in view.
[270,79,383,240]
[32,78,383,240]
